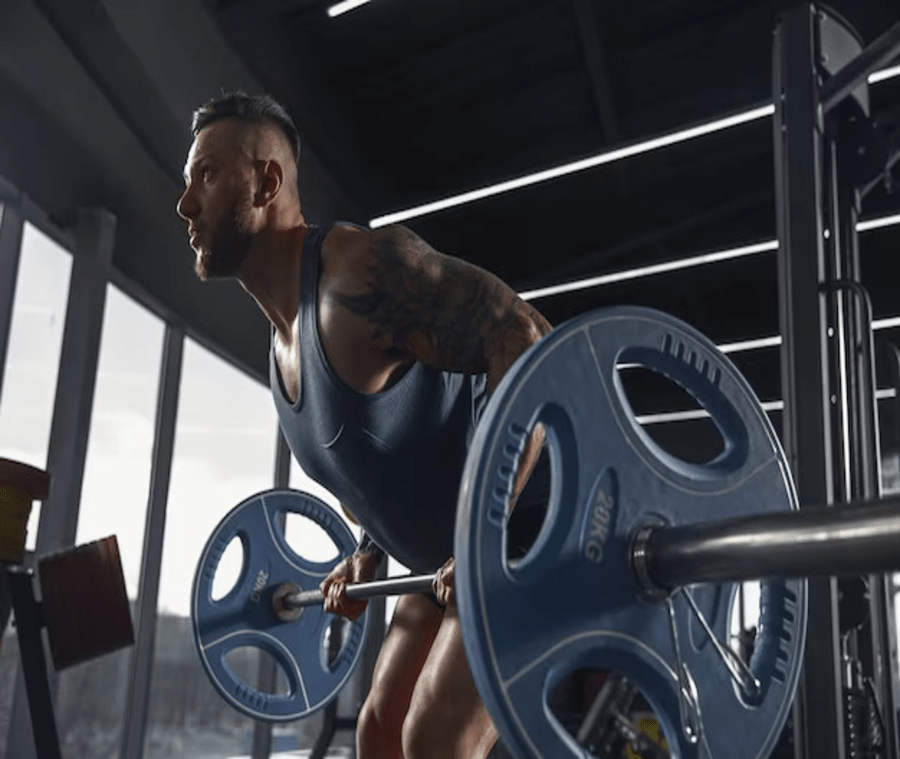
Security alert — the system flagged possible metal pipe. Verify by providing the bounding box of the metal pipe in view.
[6,567,63,759]
[637,494,900,592]
[284,573,437,609]
[821,21,900,114]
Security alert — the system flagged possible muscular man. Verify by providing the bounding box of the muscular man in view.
[177,91,551,759]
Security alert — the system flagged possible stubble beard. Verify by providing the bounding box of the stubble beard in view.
[194,194,255,281]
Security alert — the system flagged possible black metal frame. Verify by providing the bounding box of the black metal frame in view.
[773,5,900,758]
[4,566,62,759]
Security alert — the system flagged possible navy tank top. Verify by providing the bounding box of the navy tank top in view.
[270,224,488,573]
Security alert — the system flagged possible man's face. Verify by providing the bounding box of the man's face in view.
[177,122,257,281]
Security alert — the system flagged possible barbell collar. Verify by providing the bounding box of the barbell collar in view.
[636,494,900,592]
[281,572,437,611]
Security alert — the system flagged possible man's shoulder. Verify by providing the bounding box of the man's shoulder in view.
[319,223,373,291]
[321,222,373,263]
[322,221,370,249]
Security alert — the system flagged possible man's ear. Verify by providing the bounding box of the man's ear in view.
[257,159,284,205]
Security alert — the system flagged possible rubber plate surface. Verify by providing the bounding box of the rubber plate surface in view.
[191,489,368,722]
[456,307,807,759]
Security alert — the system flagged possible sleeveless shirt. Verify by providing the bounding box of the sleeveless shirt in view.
[269,224,488,573]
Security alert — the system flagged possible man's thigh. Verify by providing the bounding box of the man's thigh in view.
[368,592,444,713]
[405,604,497,759]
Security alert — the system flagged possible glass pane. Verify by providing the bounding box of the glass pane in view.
[0,222,71,549]
[51,285,165,759]
[77,284,164,593]
[144,338,278,758]
[0,221,71,759]
[55,649,132,759]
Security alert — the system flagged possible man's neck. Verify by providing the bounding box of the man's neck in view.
[239,223,308,340]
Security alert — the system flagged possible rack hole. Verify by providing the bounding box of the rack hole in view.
[616,362,725,465]
[548,668,670,758]
[211,536,244,601]
[284,512,341,563]
[506,440,552,566]
[729,581,762,669]
[322,616,353,672]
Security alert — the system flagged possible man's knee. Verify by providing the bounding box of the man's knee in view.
[401,697,439,759]
[357,698,380,748]
[402,701,497,759]
[358,688,403,749]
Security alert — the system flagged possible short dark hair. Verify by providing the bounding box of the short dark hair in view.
[191,91,301,165]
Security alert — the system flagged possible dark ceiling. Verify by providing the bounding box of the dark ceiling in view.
[7,0,898,434]
[207,0,900,421]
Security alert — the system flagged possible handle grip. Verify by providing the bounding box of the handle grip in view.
[284,573,438,609]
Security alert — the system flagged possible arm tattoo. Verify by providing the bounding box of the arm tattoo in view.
[336,226,529,372]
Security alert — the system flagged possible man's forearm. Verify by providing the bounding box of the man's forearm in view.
[483,302,552,510]
[484,303,552,396]
[356,531,386,566]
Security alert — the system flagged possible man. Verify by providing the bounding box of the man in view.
[177,91,550,759]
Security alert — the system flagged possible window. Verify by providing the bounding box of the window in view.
[0,222,72,548]
[0,220,71,758]
[49,285,165,758]
[76,284,164,593]
[144,337,278,758]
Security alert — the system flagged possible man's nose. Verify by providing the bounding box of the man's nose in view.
[176,186,197,220]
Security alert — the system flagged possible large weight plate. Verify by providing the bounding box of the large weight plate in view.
[456,306,807,759]
[191,489,368,722]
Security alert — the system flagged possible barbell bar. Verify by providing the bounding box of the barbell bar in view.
[638,493,900,593]
[278,573,437,612]
[276,492,900,615]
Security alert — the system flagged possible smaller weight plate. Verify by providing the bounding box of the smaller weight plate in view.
[191,489,369,722]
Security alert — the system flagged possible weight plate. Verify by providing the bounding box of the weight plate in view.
[456,306,807,759]
[191,489,369,722]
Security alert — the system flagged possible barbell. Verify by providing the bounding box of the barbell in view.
[191,306,900,759]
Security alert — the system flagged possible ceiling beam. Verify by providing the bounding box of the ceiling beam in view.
[34,0,188,187]
[571,0,621,144]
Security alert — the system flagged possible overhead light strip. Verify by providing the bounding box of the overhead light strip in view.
[533,210,900,358]
[370,63,900,227]
[517,210,900,302]
[718,335,783,353]
[713,313,898,360]
[874,316,900,330]
[869,64,900,84]
[857,213,900,232]
[636,401,783,426]
[369,104,776,227]
[328,0,372,18]
[517,240,779,301]
[637,389,896,426]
